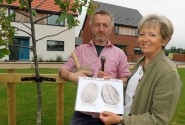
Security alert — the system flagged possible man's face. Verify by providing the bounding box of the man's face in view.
[91,14,112,43]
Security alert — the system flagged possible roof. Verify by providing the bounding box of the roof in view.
[1,0,77,15]
[95,1,143,27]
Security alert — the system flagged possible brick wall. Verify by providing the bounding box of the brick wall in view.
[173,54,185,62]
[80,16,142,62]
[127,55,142,62]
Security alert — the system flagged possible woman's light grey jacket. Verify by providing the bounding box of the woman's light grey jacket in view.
[123,51,182,125]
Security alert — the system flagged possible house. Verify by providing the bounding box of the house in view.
[0,0,76,62]
[79,1,143,62]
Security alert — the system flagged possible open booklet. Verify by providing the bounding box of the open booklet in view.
[75,77,124,114]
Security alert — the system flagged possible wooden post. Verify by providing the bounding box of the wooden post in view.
[7,69,16,125]
[0,71,65,125]
[57,82,64,125]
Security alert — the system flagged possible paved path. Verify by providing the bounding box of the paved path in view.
[0,61,185,69]
[0,62,62,69]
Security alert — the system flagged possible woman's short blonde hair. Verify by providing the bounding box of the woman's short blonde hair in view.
[138,14,174,43]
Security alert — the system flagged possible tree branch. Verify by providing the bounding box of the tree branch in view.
[20,21,31,30]
[14,26,32,36]
[36,28,68,42]
[0,3,29,17]
[1,5,29,17]
[1,23,31,37]
[34,10,61,24]
[34,0,47,10]
[16,8,32,30]
[14,9,30,17]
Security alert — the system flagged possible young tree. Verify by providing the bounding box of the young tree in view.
[0,0,96,124]
[0,7,15,58]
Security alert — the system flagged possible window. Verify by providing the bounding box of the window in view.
[8,9,15,21]
[48,14,64,26]
[115,26,119,34]
[114,25,138,36]
[135,29,139,36]
[47,40,64,51]
[134,47,142,55]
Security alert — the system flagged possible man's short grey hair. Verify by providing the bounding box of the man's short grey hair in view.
[89,10,114,27]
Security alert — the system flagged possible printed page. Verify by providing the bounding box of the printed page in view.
[75,77,124,114]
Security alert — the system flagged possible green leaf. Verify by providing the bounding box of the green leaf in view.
[74,19,80,26]
[84,0,87,5]
[77,7,82,15]
[0,6,15,59]
[66,14,75,29]
[32,9,37,17]
[8,10,16,20]
[71,8,77,13]
[3,48,10,55]
[6,0,13,4]
[0,40,6,46]
[0,48,10,58]
[54,0,61,5]
[19,0,28,9]
[0,37,2,44]
[59,2,66,11]
[57,13,66,23]
[87,1,97,15]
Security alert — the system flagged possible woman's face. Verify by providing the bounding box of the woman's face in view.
[138,25,167,59]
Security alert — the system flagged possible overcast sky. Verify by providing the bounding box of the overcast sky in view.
[75,0,185,49]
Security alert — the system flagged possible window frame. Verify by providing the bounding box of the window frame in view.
[47,40,64,51]
[47,14,65,26]
[8,9,15,21]
[114,25,138,36]
[134,47,142,55]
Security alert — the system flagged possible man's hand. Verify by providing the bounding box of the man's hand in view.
[98,70,111,79]
[69,70,93,83]
[59,68,93,83]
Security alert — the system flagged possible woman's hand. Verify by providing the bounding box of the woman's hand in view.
[99,111,121,125]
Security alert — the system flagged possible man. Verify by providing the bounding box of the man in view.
[59,10,130,125]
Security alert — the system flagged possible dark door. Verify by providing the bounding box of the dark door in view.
[18,39,29,60]
[9,38,30,61]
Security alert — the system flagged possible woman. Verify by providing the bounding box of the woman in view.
[99,14,182,125]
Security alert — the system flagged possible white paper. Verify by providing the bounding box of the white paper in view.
[75,77,124,114]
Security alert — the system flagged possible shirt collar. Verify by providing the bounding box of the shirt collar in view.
[88,39,113,47]
[136,50,165,72]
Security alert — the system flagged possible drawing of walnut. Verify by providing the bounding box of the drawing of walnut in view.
[101,84,120,105]
[80,83,98,103]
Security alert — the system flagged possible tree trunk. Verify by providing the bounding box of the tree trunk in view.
[28,0,42,125]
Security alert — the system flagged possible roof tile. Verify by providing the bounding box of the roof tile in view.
[3,0,77,14]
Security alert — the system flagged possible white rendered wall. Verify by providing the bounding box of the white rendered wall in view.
[0,22,75,61]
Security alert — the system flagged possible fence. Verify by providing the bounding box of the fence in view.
[173,54,185,62]
[127,55,142,62]
[0,69,65,125]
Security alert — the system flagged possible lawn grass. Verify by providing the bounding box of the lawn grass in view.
[0,68,185,125]
[170,68,185,125]
[0,68,76,125]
